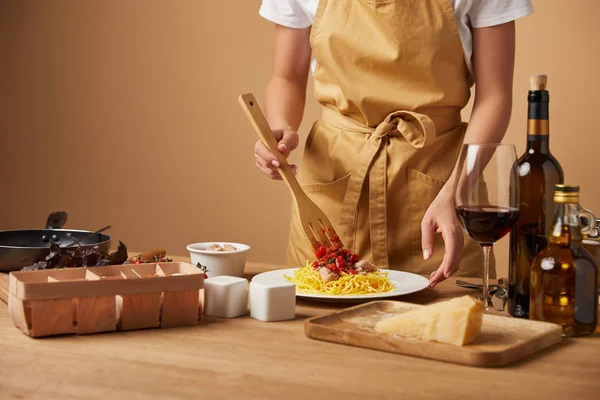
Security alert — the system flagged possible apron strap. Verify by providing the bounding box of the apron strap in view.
[321,107,461,268]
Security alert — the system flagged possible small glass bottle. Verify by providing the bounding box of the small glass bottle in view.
[529,185,598,337]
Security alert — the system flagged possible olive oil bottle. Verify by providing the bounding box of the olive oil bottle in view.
[529,185,598,337]
[508,74,564,318]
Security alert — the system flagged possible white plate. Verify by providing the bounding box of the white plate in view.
[252,268,430,302]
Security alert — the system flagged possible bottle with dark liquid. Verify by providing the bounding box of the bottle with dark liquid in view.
[508,75,564,318]
[530,185,598,337]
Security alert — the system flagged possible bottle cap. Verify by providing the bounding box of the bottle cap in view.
[554,185,580,203]
[530,74,547,91]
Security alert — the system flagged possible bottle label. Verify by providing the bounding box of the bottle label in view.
[527,119,549,136]
[527,90,549,136]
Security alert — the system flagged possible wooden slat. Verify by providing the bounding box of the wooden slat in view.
[30,298,74,337]
[76,296,117,334]
[8,294,29,335]
[9,262,203,301]
[120,293,161,331]
[161,290,201,328]
[0,273,8,304]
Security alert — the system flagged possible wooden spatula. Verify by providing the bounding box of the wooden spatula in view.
[238,93,343,253]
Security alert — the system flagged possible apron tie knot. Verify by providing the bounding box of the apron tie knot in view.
[380,111,437,148]
[320,107,461,268]
[373,121,397,138]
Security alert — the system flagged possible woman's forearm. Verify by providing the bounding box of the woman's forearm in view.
[463,94,512,145]
[264,25,311,133]
[441,21,516,197]
[440,94,512,197]
[265,76,307,132]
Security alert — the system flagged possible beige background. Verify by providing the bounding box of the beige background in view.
[1,0,598,278]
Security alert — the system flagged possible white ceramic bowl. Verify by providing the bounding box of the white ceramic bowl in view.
[186,242,251,278]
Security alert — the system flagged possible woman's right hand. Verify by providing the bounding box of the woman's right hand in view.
[254,127,299,180]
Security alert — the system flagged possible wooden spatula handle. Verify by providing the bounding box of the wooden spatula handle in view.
[238,93,303,193]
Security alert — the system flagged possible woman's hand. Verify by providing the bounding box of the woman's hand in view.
[254,128,299,180]
[421,186,464,288]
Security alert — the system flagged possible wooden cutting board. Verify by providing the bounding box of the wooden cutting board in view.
[304,300,563,367]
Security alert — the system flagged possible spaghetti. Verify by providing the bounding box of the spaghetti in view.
[285,261,394,296]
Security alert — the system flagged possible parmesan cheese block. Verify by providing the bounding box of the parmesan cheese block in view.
[374,296,484,346]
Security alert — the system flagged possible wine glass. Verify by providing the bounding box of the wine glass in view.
[454,143,520,312]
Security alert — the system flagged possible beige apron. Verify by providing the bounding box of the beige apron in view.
[286,0,487,277]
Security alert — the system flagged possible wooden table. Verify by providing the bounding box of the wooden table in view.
[1,258,599,400]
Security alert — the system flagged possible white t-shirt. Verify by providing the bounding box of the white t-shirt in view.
[259,0,534,83]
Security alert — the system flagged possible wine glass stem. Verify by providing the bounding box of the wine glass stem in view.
[481,244,492,312]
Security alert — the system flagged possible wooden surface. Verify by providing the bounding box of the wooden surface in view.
[1,258,600,399]
[305,300,563,367]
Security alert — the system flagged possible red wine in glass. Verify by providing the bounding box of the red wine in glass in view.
[456,206,520,245]
[453,143,520,312]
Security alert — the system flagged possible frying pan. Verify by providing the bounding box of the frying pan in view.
[0,212,111,272]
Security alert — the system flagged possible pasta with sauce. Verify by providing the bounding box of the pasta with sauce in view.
[285,261,394,295]
[284,237,394,295]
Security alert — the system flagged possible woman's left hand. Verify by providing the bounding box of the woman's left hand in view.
[421,187,464,288]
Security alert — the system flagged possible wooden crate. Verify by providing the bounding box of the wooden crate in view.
[8,262,204,337]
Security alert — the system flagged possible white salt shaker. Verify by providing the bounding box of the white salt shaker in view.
[204,276,248,318]
[249,279,296,322]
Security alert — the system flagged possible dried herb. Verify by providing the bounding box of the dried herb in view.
[21,240,129,271]
[46,241,63,269]
[108,241,128,265]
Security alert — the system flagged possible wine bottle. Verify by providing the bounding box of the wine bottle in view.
[529,185,598,337]
[508,74,564,318]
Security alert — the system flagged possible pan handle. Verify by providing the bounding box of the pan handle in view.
[45,211,68,229]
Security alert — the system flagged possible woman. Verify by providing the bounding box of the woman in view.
[253,0,533,287]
